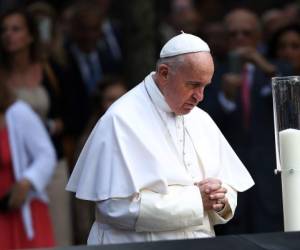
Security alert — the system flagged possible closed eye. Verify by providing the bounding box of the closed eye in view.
[185,81,208,89]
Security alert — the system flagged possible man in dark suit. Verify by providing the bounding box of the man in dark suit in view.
[200,8,290,235]
[61,1,122,139]
[59,2,123,244]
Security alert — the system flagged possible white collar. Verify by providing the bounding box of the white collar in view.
[144,72,173,114]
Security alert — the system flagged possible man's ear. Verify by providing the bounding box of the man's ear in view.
[157,64,169,84]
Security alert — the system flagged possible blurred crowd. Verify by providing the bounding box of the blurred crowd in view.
[0,0,300,248]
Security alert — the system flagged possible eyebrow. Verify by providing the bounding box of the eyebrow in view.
[186,80,210,86]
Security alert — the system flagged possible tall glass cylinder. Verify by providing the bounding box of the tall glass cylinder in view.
[272,76,300,231]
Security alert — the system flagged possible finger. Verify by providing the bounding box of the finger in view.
[221,197,228,205]
[199,178,221,185]
[200,186,211,195]
[201,183,222,194]
[216,197,228,206]
[203,198,218,211]
[199,184,211,194]
[209,193,226,200]
[199,178,222,186]
[199,179,210,185]
[206,183,222,192]
[213,203,225,212]
[210,187,227,195]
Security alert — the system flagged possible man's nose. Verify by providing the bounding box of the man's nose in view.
[193,87,204,102]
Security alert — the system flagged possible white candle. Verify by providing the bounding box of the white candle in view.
[280,128,300,169]
[279,128,300,231]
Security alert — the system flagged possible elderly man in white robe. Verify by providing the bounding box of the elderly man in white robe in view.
[66,32,254,245]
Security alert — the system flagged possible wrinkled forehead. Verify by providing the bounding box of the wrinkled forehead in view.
[177,52,214,80]
[184,52,214,69]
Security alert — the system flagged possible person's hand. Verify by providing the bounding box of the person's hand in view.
[8,179,32,210]
[48,118,64,135]
[235,47,258,63]
[195,178,228,212]
[221,73,242,101]
[234,47,277,76]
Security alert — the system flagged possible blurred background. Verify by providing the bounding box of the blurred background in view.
[0,0,300,247]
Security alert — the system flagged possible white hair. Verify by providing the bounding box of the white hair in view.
[156,54,186,73]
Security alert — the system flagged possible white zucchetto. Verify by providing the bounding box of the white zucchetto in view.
[160,32,210,58]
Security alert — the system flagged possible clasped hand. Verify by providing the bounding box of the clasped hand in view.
[195,178,227,212]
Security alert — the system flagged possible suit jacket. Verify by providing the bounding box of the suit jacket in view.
[199,60,291,234]
[61,42,122,137]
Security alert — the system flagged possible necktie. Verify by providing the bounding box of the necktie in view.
[85,55,97,93]
[241,65,251,129]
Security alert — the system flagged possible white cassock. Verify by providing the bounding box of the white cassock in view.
[66,72,254,245]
